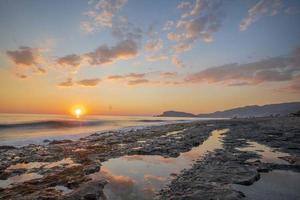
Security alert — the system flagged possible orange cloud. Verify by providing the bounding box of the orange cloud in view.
[127,78,149,85]
[15,73,28,79]
[283,75,300,92]
[144,39,163,52]
[58,78,101,87]
[172,56,185,68]
[77,78,101,87]
[107,73,146,80]
[58,78,73,87]
[160,72,178,78]
[146,54,168,62]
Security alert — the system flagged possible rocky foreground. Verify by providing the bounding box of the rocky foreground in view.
[0,117,300,199]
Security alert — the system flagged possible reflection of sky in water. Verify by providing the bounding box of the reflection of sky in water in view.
[0,173,42,188]
[232,170,300,200]
[54,185,73,194]
[236,141,291,164]
[89,129,229,200]
[0,158,79,189]
[6,157,79,171]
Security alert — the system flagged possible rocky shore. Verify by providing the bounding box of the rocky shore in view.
[0,117,299,200]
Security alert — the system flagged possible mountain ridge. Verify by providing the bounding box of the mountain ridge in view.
[157,102,300,118]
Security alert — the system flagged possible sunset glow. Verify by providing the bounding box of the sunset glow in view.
[0,0,299,116]
[1,1,300,199]
[75,108,82,118]
[71,105,86,118]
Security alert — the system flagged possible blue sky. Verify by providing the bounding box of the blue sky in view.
[0,0,300,115]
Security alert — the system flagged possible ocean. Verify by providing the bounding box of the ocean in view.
[0,113,203,147]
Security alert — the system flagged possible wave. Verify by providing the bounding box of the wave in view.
[136,119,165,122]
[0,118,184,131]
[0,120,105,130]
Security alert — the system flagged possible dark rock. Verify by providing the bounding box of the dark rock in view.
[49,140,73,145]
[0,145,16,150]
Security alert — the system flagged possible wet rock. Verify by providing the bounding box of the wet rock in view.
[49,140,73,145]
[64,180,107,200]
[83,164,100,175]
[232,172,260,185]
[0,145,16,150]
[1,117,299,199]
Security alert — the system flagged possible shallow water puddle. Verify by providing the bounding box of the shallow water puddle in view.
[1,158,80,189]
[0,173,42,188]
[6,157,79,171]
[164,129,186,137]
[89,129,229,200]
[54,185,73,194]
[236,141,290,164]
[232,170,300,200]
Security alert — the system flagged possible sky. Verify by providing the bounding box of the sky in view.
[0,0,300,116]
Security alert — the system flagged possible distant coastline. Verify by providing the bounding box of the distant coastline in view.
[157,102,300,118]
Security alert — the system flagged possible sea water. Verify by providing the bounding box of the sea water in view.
[0,113,205,146]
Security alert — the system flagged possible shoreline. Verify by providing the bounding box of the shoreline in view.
[0,117,299,199]
[0,117,206,147]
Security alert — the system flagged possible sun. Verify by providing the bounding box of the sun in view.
[71,105,86,118]
[75,108,82,118]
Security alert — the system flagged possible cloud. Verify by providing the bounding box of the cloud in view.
[58,78,101,87]
[107,75,124,79]
[77,78,101,86]
[107,72,183,86]
[163,20,174,31]
[144,39,163,51]
[167,0,223,53]
[57,54,82,67]
[81,0,128,32]
[177,1,192,10]
[6,46,47,72]
[161,80,184,85]
[181,0,206,17]
[107,73,145,80]
[173,42,192,53]
[7,46,39,66]
[58,78,74,87]
[127,78,149,85]
[283,75,300,92]
[146,54,168,62]
[111,18,143,42]
[185,46,300,86]
[86,39,138,65]
[285,6,300,15]
[80,21,95,33]
[160,72,178,78]
[172,56,185,68]
[15,73,28,79]
[6,46,47,78]
[240,0,283,31]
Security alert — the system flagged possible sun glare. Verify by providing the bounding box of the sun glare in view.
[75,108,82,118]
[71,105,86,118]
